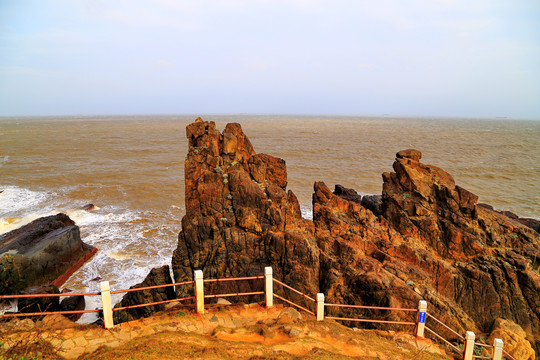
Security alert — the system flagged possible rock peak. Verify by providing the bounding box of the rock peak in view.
[396,149,422,162]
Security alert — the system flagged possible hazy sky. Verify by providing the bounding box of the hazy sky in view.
[1,0,539,118]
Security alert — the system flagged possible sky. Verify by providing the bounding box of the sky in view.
[0,0,539,118]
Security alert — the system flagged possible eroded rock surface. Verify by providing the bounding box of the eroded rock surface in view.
[169,118,539,355]
[489,318,536,360]
[172,118,319,300]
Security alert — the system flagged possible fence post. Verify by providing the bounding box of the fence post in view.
[194,270,204,314]
[264,267,273,308]
[416,300,427,338]
[491,338,503,360]
[462,331,475,360]
[316,293,324,321]
[100,281,114,329]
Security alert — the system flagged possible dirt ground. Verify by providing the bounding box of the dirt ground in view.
[1,302,451,360]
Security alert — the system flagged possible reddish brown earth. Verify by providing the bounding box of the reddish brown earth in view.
[130,118,539,356]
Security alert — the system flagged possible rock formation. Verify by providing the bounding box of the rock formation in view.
[59,293,86,321]
[165,119,539,355]
[171,118,319,301]
[489,318,535,360]
[478,203,540,233]
[113,265,175,323]
[0,213,97,295]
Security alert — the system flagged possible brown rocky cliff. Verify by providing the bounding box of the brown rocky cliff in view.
[172,118,319,300]
[379,149,539,347]
[169,119,539,356]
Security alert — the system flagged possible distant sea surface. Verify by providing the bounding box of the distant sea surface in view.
[1,115,539,316]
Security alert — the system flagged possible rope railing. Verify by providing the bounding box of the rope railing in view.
[325,316,415,325]
[204,291,264,299]
[0,291,102,319]
[503,349,518,360]
[203,275,264,283]
[110,280,195,294]
[425,325,462,353]
[0,266,514,360]
[0,291,100,299]
[325,303,417,312]
[273,293,314,315]
[112,296,195,311]
[324,302,417,326]
[272,278,315,302]
[0,309,101,317]
[426,312,465,340]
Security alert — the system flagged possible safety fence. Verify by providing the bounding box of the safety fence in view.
[1,267,511,360]
[424,312,515,360]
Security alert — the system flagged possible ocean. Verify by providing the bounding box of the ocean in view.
[1,115,539,319]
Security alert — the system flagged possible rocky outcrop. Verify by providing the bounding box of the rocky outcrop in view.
[172,118,319,302]
[478,203,540,233]
[170,119,540,355]
[0,214,97,295]
[361,195,381,216]
[333,184,361,203]
[489,318,535,360]
[113,265,175,323]
[59,294,86,321]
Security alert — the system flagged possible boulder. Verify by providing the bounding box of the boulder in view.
[333,184,361,203]
[518,218,540,233]
[488,318,535,360]
[361,195,382,216]
[396,149,422,162]
[18,284,60,314]
[0,213,97,295]
[59,294,85,321]
[113,265,175,323]
[276,307,303,324]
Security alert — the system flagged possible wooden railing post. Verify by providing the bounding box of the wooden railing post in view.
[462,331,475,360]
[416,300,427,338]
[100,281,114,329]
[194,270,204,314]
[264,267,273,308]
[316,293,324,321]
[491,338,503,360]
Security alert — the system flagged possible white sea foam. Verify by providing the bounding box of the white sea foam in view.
[59,206,178,323]
[0,155,8,166]
[0,185,54,216]
[0,186,61,234]
[1,185,178,323]
[301,205,313,220]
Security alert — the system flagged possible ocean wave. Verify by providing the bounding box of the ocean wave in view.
[0,186,61,234]
[301,205,313,220]
[0,184,179,323]
[0,185,54,216]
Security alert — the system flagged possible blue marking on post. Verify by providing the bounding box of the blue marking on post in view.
[418,312,426,324]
